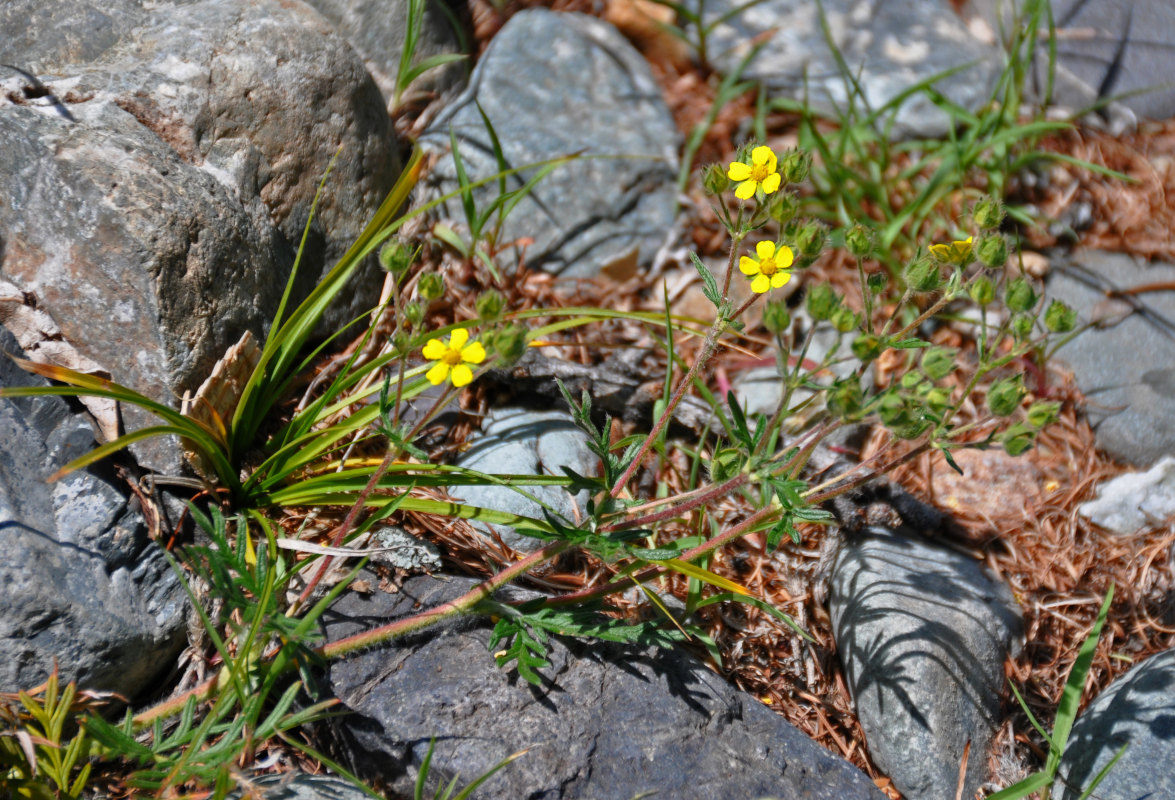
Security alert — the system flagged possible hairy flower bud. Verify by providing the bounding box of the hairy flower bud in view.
[806,284,839,321]
[905,256,942,293]
[999,423,1036,456]
[763,300,791,335]
[986,376,1024,417]
[779,149,812,184]
[866,271,888,295]
[475,289,506,322]
[794,222,827,258]
[1026,401,1061,428]
[1005,277,1037,313]
[851,333,884,362]
[379,240,414,274]
[769,192,799,226]
[702,163,731,196]
[418,273,445,301]
[844,224,875,259]
[972,196,1006,230]
[403,301,424,328]
[490,323,528,366]
[968,276,995,306]
[976,235,1008,269]
[1044,299,1077,333]
[830,306,858,333]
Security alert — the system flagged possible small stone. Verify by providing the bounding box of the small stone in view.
[1078,456,1175,534]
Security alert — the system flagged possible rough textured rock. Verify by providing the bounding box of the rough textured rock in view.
[451,407,599,551]
[300,0,469,111]
[1,0,400,346]
[1078,456,1175,534]
[421,9,678,278]
[323,574,887,800]
[688,0,1003,138]
[969,0,1175,123]
[829,525,1022,800]
[1046,250,1175,467]
[1052,648,1175,800]
[0,327,188,698]
[0,100,290,472]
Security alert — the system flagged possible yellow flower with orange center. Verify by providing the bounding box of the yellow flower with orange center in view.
[739,241,794,294]
[422,328,486,387]
[727,146,782,200]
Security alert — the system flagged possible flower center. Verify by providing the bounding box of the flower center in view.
[442,348,464,366]
[759,258,778,276]
[750,164,771,182]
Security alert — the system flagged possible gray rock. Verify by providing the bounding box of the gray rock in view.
[301,0,468,111]
[1,0,400,342]
[1052,648,1175,800]
[371,525,443,572]
[0,99,290,472]
[969,0,1175,123]
[420,9,678,278]
[829,525,1023,800]
[687,0,1003,138]
[1078,456,1175,534]
[323,574,887,800]
[451,407,599,551]
[1046,250,1175,467]
[230,773,371,800]
[0,326,188,698]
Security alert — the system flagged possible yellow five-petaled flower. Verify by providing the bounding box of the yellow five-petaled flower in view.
[740,241,794,294]
[929,236,973,266]
[727,145,782,200]
[422,328,486,387]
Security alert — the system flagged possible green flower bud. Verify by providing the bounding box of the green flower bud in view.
[926,386,952,413]
[851,333,884,362]
[418,272,445,301]
[1005,277,1037,313]
[794,222,827,258]
[878,391,911,426]
[475,289,506,322]
[1044,299,1077,333]
[986,376,1024,417]
[703,163,731,196]
[999,423,1036,456]
[1026,401,1062,428]
[392,330,411,352]
[1012,314,1035,339]
[844,224,875,259]
[806,284,839,321]
[710,448,745,483]
[899,370,924,390]
[769,192,799,226]
[866,271,888,295]
[921,347,957,380]
[976,235,1008,269]
[831,305,858,333]
[489,323,528,366]
[779,149,812,184]
[403,301,424,328]
[827,376,864,421]
[905,256,942,293]
[969,276,995,306]
[972,196,1006,230]
[379,240,414,274]
[763,300,791,335]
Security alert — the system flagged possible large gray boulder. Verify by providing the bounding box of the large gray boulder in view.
[421,9,679,278]
[0,327,188,698]
[1046,250,1175,467]
[830,525,1023,800]
[323,574,887,800]
[685,0,1003,139]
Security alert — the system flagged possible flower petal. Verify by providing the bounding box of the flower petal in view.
[776,245,794,269]
[755,240,776,260]
[760,172,781,194]
[422,338,447,360]
[739,256,760,276]
[750,274,770,294]
[771,271,791,289]
[751,145,774,166]
[450,364,474,387]
[449,327,469,349]
[734,180,756,200]
[461,341,486,364]
[426,361,450,386]
[727,162,752,181]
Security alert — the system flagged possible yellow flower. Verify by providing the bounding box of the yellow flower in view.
[739,241,794,294]
[421,328,486,387]
[928,236,973,266]
[727,145,782,200]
